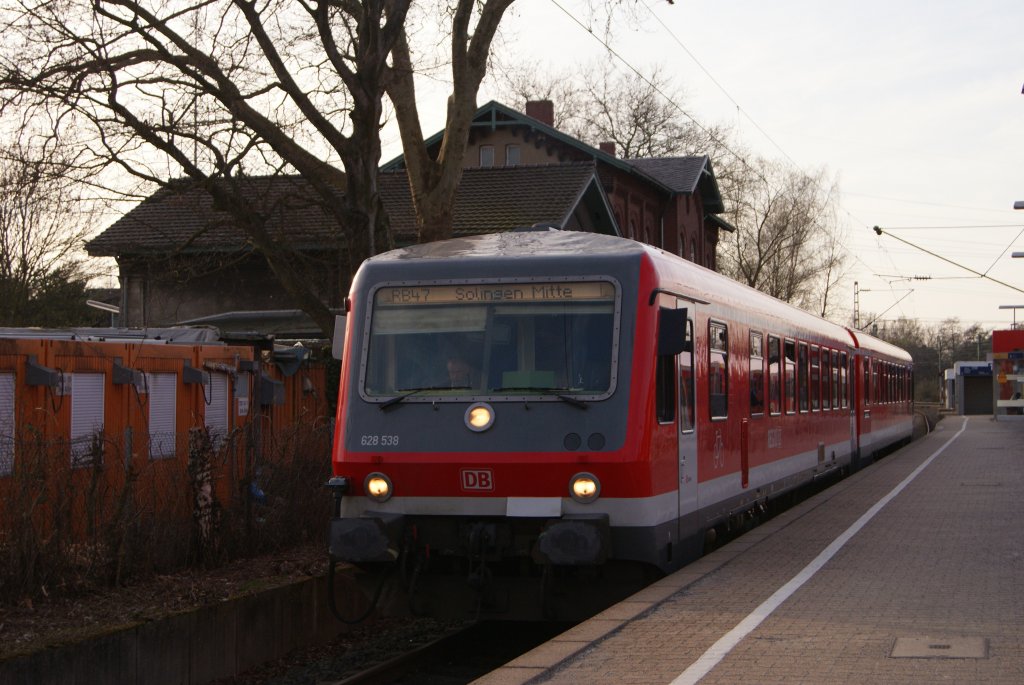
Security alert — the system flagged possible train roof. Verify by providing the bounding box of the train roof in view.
[364,227,642,263]
[362,230,911,364]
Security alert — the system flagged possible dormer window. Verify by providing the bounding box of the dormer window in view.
[479,145,494,168]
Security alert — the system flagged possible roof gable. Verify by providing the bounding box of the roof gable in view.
[381,100,728,211]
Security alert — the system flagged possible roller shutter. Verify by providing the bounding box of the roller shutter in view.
[147,373,177,459]
[0,373,14,476]
[71,373,105,467]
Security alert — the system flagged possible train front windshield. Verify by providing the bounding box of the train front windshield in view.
[362,280,619,400]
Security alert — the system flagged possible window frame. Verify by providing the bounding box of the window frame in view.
[479,144,495,168]
[505,144,521,167]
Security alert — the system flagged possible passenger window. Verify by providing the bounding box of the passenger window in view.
[831,350,840,409]
[810,345,820,411]
[864,357,872,406]
[656,353,675,423]
[797,342,809,412]
[841,352,849,409]
[750,332,765,416]
[709,322,728,419]
[768,335,781,415]
[821,348,831,410]
[784,340,796,414]
[655,307,677,424]
[679,319,695,432]
[873,361,880,404]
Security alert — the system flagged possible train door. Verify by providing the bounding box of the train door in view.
[860,354,873,459]
[656,296,697,561]
[852,352,872,468]
[847,350,858,465]
[675,300,697,522]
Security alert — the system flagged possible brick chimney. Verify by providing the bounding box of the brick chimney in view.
[525,100,554,127]
[599,141,617,157]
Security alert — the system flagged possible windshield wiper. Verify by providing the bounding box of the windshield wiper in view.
[491,386,588,410]
[379,386,471,410]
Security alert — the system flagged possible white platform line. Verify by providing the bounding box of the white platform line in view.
[669,417,969,685]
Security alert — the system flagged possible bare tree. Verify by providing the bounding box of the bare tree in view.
[717,158,848,318]
[0,142,97,326]
[0,0,410,335]
[492,60,733,161]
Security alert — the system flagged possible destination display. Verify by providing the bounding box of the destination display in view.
[376,281,616,306]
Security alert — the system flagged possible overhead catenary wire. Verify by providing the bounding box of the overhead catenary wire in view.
[872,226,1024,296]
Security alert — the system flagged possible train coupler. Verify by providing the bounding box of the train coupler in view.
[328,511,405,564]
[534,514,611,566]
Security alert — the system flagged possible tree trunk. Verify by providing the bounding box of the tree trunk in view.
[386,0,514,244]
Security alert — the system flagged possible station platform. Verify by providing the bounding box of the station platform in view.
[475,415,1024,685]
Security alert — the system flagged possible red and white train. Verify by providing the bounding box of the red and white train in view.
[327,229,913,618]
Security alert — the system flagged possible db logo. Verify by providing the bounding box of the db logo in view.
[460,469,494,491]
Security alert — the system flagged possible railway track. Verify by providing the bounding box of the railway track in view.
[217,618,571,685]
[331,621,571,685]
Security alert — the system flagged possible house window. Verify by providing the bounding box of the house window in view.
[70,373,105,467]
[205,372,230,449]
[0,372,14,476]
[147,373,176,460]
[690,239,697,263]
[505,144,520,166]
[709,322,728,419]
[479,145,494,168]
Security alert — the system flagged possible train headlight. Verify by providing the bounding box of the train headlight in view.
[570,472,601,503]
[465,402,495,432]
[364,472,393,502]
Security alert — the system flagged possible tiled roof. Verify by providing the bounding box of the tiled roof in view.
[626,156,709,194]
[627,156,725,213]
[85,176,341,255]
[87,164,602,256]
[381,162,600,241]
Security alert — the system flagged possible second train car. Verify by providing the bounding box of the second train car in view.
[327,229,913,618]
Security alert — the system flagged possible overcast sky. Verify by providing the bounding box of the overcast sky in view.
[398,0,1024,332]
